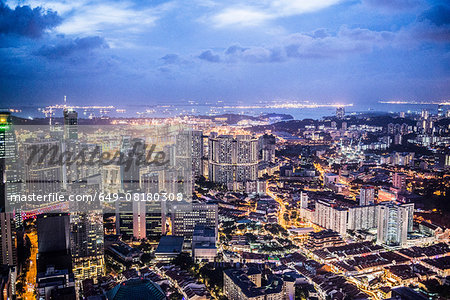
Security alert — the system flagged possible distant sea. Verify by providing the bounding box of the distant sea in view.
[2,102,445,121]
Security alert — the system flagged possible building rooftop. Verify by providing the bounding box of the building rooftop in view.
[224,268,283,298]
[106,278,166,300]
[155,236,184,255]
[390,287,428,300]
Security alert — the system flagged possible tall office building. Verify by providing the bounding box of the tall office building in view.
[359,185,375,206]
[62,107,78,189]
[141,172,166,241]
[36,213,75,299]
[132,199,147,240]
[208,134,258,188]
[63,108,78,140]
[376,203,409,247]
[0,212,17,297]
[37,213,70,254]
[117,167,168,241]
[171,202,218,242]
[0,112,21,212]
[115,198,134,240]
[0,213,17,267]
[0,112,12,157]
[70,212,104,285]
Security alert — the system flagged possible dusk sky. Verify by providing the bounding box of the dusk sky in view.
[0,0,449,107]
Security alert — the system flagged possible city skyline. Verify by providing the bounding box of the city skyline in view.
[1,101,449,299]
[1,1,450,300]
[1,0,450,107]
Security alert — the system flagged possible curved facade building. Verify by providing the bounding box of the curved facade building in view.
[106,278,166,300]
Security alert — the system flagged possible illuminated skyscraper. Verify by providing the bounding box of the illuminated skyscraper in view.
[208,134,258,188]
[0,213,17,267]
[63,108,78,140]
[176,130,204,178]
[116,198,133,240]
[141,171,166,241]
[0,112,12,159]
[0,112,21,213]
[70,212,105,285]
[36,213,75,299]
[376,203,409,247]
[0,212,17,296]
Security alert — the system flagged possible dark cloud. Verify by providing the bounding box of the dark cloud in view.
[309,28,330,39]
[160,53,180,64]
[198,50,220,62]
[408,22,450,42]
[225,45,247,55]
[35,36,108,59]
[402,5,450,42]
[419,5,450,26]
[0,2,61,38]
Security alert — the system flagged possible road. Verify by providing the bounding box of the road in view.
[266,183,288,228]
[23,230,37,300]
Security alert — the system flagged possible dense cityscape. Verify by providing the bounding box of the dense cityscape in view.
[0,103,449,300]
[1,0,450,299]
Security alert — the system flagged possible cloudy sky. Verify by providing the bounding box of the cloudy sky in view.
[0,0,449,107]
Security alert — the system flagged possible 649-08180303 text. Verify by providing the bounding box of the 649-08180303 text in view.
[9,192,184,203]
